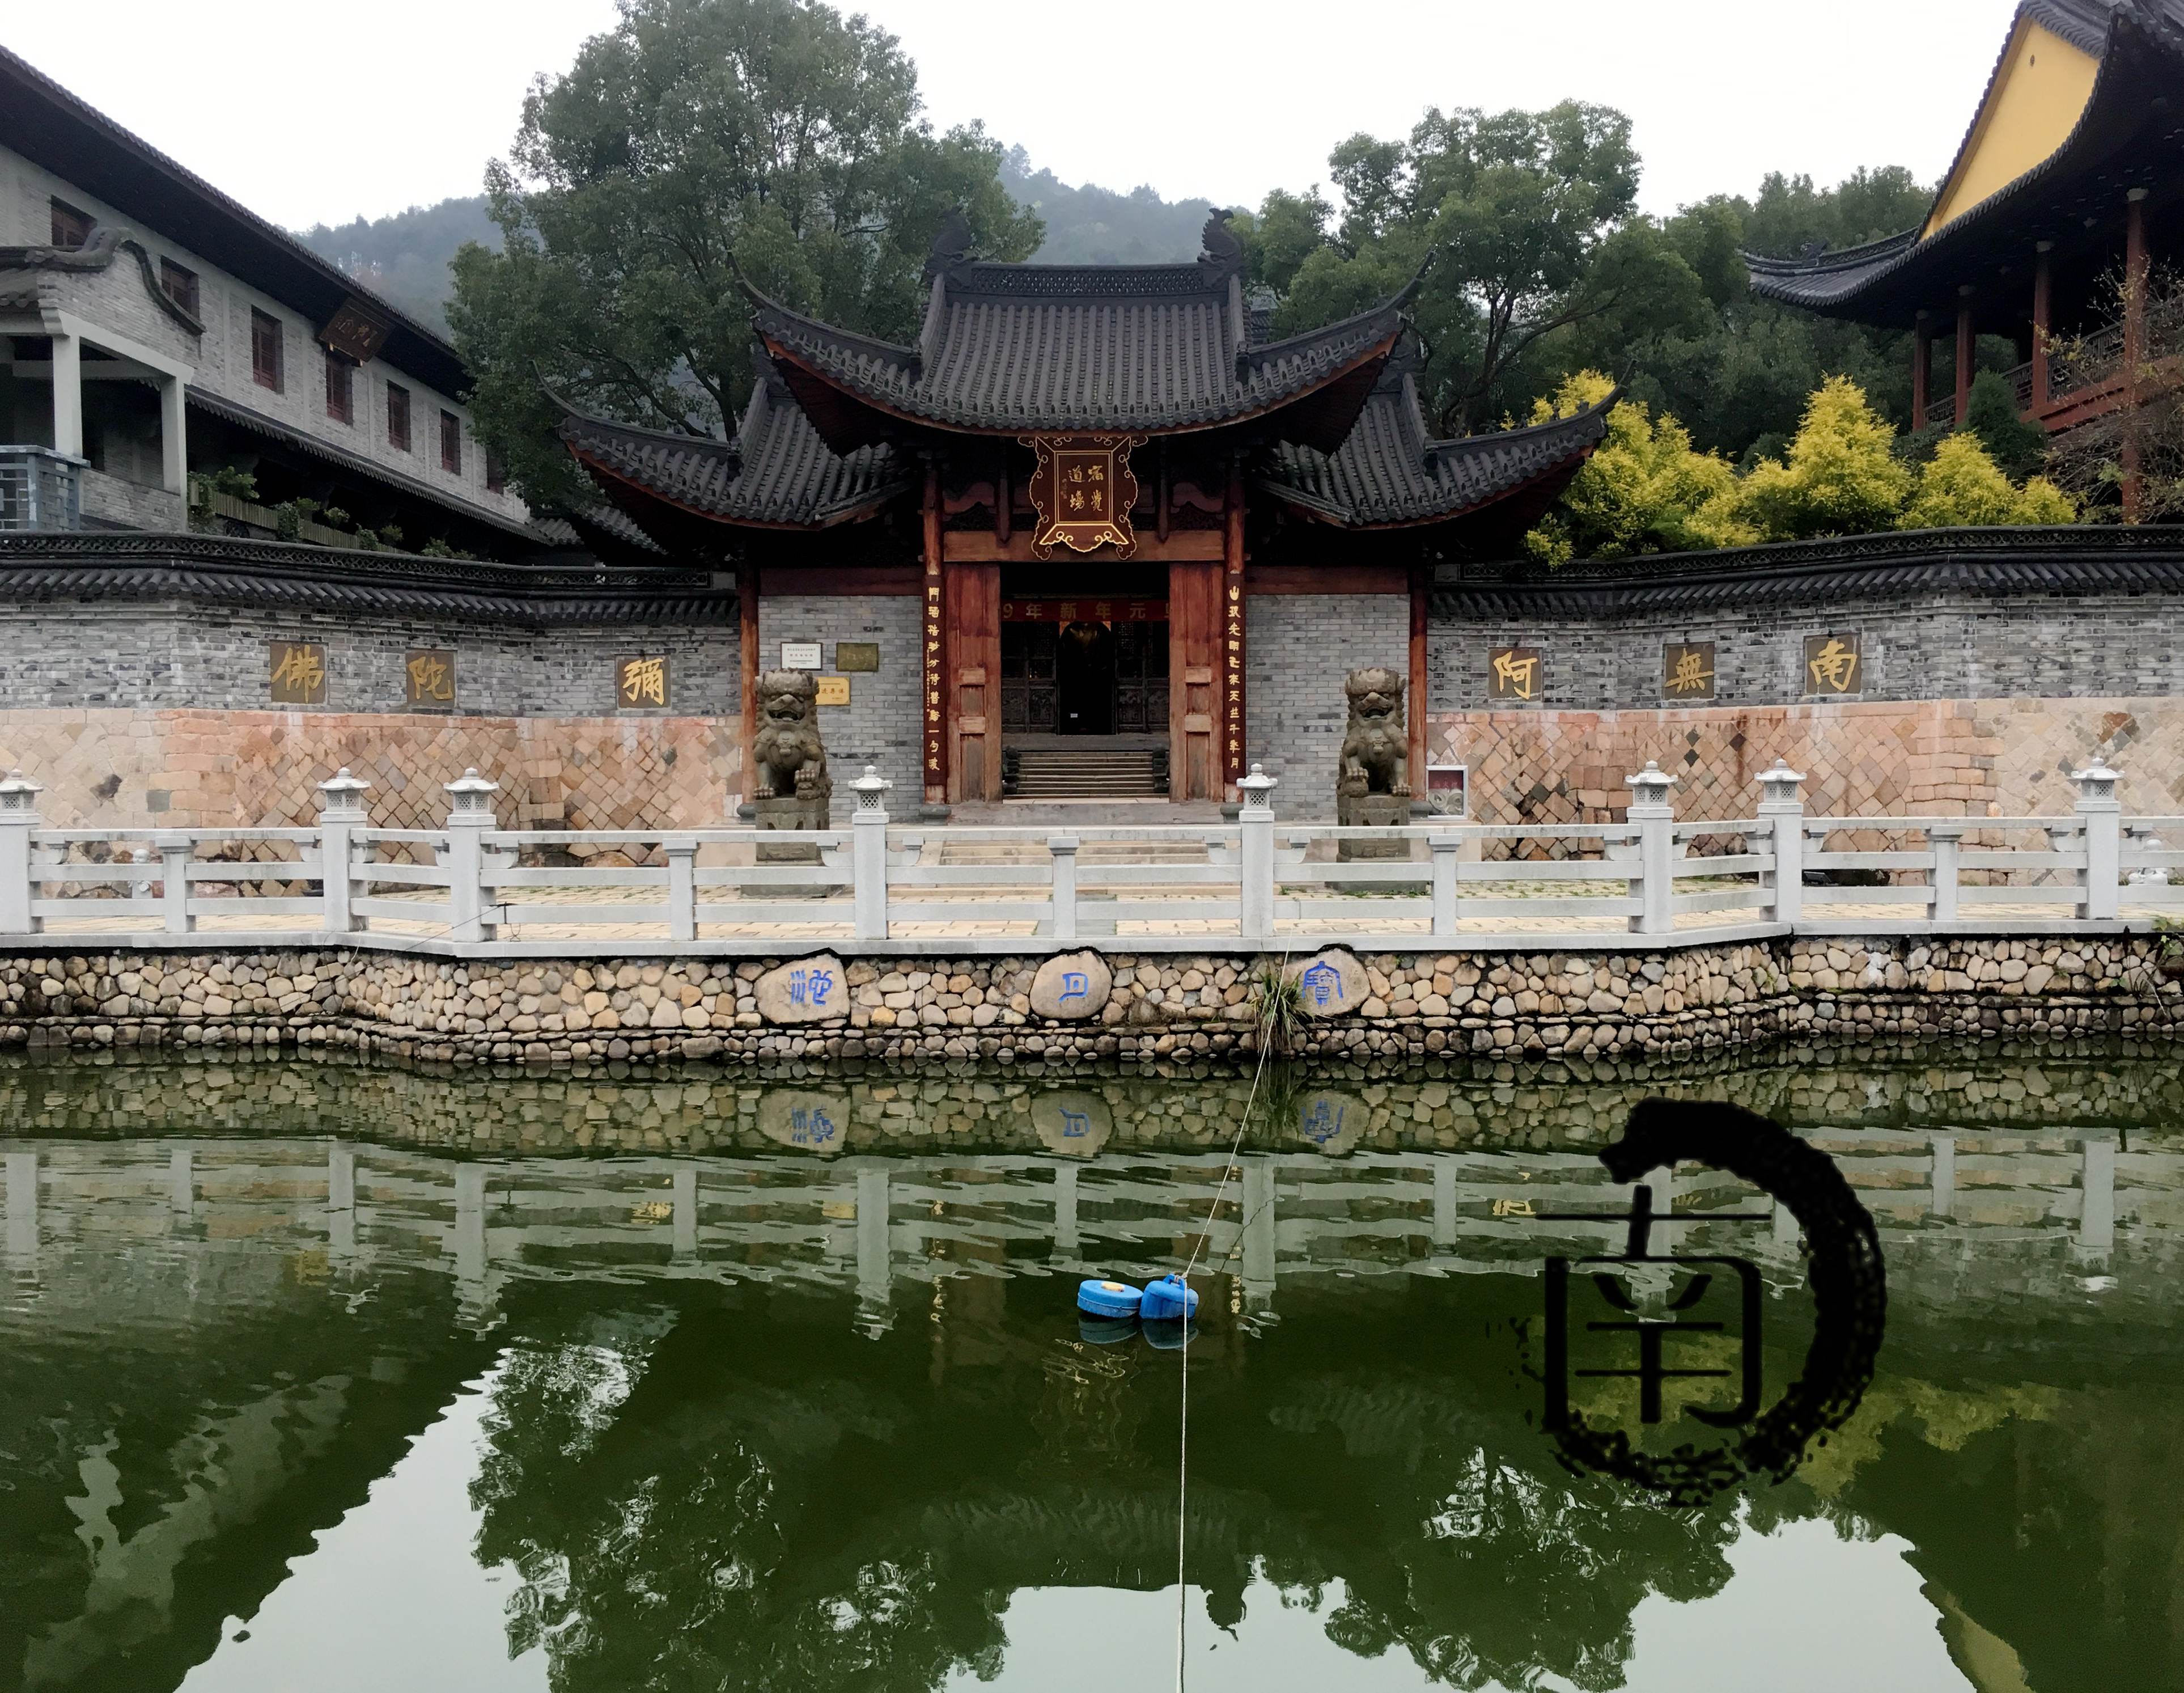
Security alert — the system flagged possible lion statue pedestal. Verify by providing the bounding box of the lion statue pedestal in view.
[1335,667,1413,863]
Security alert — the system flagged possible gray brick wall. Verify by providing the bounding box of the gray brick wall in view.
[0,602,737,718]
[80,467,184,532]
[1429,591,2184,711]
[1246,594,1410,807]
[756,594,921,815]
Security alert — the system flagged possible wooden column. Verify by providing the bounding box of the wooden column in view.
[947,561,1000,804]
[1408,563,1430,799]
[1912,315,1931,432]
[736,559,760,806]
[1220,458,1246,797]
[1168,558,1219,803]
[2030,240,2054,411]
[1955,287,1976,422]
[921,467,947,805]
[2124,188,2149,523]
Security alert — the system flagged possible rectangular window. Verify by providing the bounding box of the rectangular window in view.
[440,409,462,475]
[485,447,506,495]
[49,198,92,248]
[251,308,283,392]
[159,259,200,319]
[325,351,353,424]
[387,382,411,451]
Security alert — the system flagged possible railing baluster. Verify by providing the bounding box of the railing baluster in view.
[666,840,698,942]
[160,841,192,934]
[1928,822,1962,922]
[1755,760,1804,924]
[0,771,41,935]
[1626,762,1677,936]
[2075,761,2122,922]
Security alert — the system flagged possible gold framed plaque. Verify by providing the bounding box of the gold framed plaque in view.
[617,655,670,709]
[404,648,456,709]
[1023,433,1144,557]
[1803,633,1862,697]
[1662,641,1716,701]
[269,640,327,706]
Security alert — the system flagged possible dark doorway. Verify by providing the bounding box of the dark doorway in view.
[1055,620,1115,734]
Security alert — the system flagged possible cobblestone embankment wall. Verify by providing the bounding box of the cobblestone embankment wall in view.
[0,937,2179,1068]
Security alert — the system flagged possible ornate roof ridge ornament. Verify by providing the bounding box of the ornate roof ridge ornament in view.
[1020,434,1145,558]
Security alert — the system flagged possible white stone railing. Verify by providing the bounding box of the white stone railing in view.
[0,757,2174,954]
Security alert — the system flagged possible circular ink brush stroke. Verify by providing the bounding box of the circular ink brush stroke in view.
[1548,1097,1889,1508]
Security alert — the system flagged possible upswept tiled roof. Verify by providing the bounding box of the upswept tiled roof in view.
[552,358,910,535]
[1744,0,2184,317]
[746,262,1414,439]
[1258,354,1611,530]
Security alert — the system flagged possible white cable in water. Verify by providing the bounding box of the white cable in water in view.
[1173,935,1296,1691]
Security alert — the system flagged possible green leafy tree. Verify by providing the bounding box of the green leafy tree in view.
[1901,433,2077,528]
[1733,376,1915,540]
[1523,370,1753,565]
[449,0,1042,507]
[1961,369,2049,480]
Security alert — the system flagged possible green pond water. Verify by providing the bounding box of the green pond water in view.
[3,1044,2182,1692]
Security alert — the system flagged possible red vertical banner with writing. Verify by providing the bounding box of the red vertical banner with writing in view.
[1224,553,1246,790]
[923,553,946,800]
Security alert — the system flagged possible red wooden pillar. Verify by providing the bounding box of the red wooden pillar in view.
[2030,240,2054,412]
[921,467,947,805]
[947,561,1000,804]
[2124,188,2149,523]
[1407,563,1430,802]
[1912,314,1932,432]
[1168,560,1219,803]
[736,558,760,806]
[1221,458,1246,798]
[1954,287,1976,424]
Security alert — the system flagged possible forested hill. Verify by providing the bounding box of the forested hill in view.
[291,151,1209,332]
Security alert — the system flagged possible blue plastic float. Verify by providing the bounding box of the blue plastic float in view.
[1076,1277,1144,1319]
[1139,1273,1199,1321]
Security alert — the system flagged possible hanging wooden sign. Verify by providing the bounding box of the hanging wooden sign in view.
[319,297,392,363]
[1022,434,1144,557]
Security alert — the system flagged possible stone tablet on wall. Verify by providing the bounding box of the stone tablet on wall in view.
[1031,950,1113,1019]
[1488,645,1543,702]
[1803,632,1863,697]
[268,640,326,706]
[620,655,668,708]
[617,655,670,710]
[1661,641,1716,701]
[1284,947,1367,1018]
[757,1089,852,1155]
[1032,1090,1113,1157]
[405,648,456,709]
[834,642,880,673]
[755,953,849,1023]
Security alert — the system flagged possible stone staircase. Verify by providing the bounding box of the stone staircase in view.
[1005,747,1168,798]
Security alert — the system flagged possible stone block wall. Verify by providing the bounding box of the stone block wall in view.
[1246,592,1410,799]
[755,593,921,813]
[1425,695,2184,826]
[0,935,2175,1068]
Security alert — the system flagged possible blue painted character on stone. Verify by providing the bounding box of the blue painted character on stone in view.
[790,967,835,1009]
[790,1106,837,1146]
[1059,1108,1091,1140]
[1301,1097,1346,1145]
[1300,960,1344,1010]
[1059,971,1089,1004]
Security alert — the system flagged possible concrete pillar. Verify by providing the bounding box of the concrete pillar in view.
[1755,759,1805,924]
[665,841,697,942]
[316,768,370,934]
[1626,761,1677,936]
[49,330,81,457]
[2074,760,2122,922]
[1432,1158,1458,1250]
[441,768,501,942]
[1237,764,1277,943]
[454,1164,487,1289]
[1928,822,1964,924]
[161,841,192,934]
[0,770,44,934]
[159,374,186,494]
[851,766,890,941]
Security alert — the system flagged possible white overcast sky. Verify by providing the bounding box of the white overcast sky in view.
[6,0,2020,230]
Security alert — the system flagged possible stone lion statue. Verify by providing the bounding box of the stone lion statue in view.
[751,670,832,804]
[1338,667,1410,799]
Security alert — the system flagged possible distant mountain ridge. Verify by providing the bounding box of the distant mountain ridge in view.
[292,149,1211,334]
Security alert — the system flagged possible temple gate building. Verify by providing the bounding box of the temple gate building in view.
[551,213,1610,809]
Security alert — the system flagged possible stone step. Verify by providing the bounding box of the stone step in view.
[1008,747,1167,800]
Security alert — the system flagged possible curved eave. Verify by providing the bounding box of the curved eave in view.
[1741,4,2184,319]
[752,287,1411,448]
[568,447,904,536]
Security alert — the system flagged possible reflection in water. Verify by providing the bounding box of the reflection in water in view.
[4,1047,2183,1690]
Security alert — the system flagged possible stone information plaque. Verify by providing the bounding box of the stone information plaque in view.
[404,648,456,709]
[617,655,670,709]
[815,675,850,706]
[1661,641,1716,701]
[780,641,822,671]
[268,640,327,706]
[834,642,880,672]
[1487,645,1543,702]
[1803,632,1863,697]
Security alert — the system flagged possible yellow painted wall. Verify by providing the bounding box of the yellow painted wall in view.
[1926,19,2100,235]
